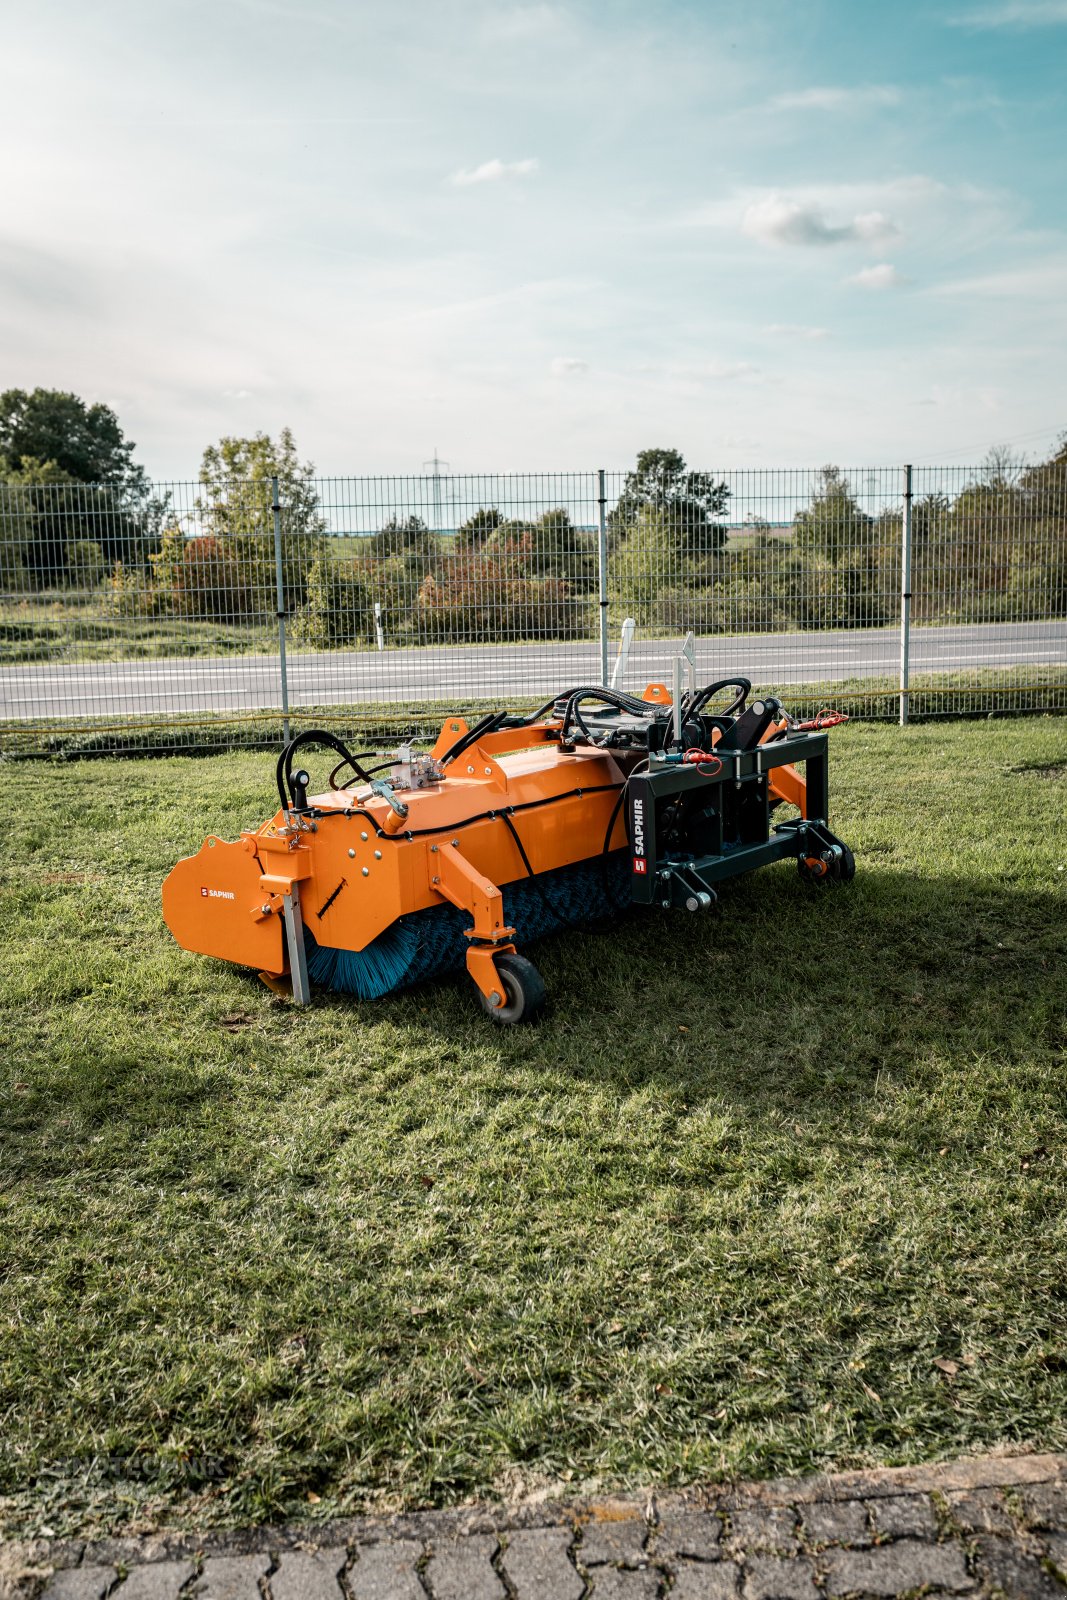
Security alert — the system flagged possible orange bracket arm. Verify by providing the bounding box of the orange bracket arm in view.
[427,841,516,1005]
[768,763,807,816]
[427,842,515,943]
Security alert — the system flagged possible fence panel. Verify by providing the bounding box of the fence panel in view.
[601,465,906,715]
[279,472,604,722]
[903,461,1067,717]
[0,462,1063,756]
[0,479,285,752]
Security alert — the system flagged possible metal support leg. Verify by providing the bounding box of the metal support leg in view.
[597,468,609,687]
[282,884,311,1005]
[900,462,913,728]
[804,746,829,825]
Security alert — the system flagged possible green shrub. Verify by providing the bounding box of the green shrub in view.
[66,539,107,590]
[292,555,371,648]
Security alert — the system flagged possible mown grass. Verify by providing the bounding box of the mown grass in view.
[0,719,1065,1539]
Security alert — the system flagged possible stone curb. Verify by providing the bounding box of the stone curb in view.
[4,1450,1066,1600]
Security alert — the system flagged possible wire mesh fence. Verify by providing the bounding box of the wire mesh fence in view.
[0,462,1063,756]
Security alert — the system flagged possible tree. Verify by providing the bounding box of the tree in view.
[793,467,889,626]
[528,507,591,581]
[793,466,871,566]
[1018,431,1067,520]
[608,447,729,558]
[196,428,326,613]
[0,389,157,583]
[291,554,372,648]
[979,444,1025,490]
[454,507,503,550]
[199,428,325,543]
[0,388,147,491]
[609,507,675,627]
[368,514,434,562]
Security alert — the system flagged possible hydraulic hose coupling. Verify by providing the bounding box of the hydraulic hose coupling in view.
[682,749,723,774]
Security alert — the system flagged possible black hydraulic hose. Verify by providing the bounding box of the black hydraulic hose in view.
[277,729,377,812]
[526,685,651,725]
[438,711,508,766]
[599,757,648,912]
[498,809,572,931]
[328,758,394,790]
[561,686,660,744]
[683,677,751,721]
[317,781,621,840]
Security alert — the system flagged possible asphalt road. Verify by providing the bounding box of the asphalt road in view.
[2,619,1063,721]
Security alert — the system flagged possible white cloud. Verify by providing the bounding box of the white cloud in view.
[686,176,949,236]
[449,157,539,187]
[764,324,830,341]
[948,1,1067,25]
[741,195,898,248]
[550,356,588,376]
[769,85,902,111]
[847,263,906,289]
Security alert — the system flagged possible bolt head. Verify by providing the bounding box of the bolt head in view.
[361,867,369,877]
[348,848,356,858]
[361,831,368,841]
[374,849,382,860]
[489,990,502,1007]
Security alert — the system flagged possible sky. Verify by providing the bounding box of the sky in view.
[2,0,1066,480]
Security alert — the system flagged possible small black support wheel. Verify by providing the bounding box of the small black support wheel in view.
[831,843,856,882]
[479,952,547,1024]
[798,843,856,884]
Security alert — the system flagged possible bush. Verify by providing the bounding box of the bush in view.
[291,555,371,648]
[655,582,791,635]
[66,539,106,590]
[416,551,584,643]
[106,561,157,617]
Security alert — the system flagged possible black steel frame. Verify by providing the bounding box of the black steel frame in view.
[626,729,844,908]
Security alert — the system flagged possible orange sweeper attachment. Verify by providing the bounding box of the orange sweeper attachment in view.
[162,671,852,1023]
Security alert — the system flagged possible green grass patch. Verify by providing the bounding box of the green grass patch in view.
[1,719,1066,1538]
[0,598,279,663]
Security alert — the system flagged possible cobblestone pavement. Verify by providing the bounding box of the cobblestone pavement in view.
[5,1452,1066,1600]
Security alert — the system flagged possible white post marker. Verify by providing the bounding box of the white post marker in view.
[374,601,384,652]
[610,617,636,691]
[682,630,697,700]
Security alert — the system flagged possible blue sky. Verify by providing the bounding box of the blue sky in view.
[2,0,1065,478]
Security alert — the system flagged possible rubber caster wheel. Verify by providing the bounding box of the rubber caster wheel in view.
[479,952,546,1024]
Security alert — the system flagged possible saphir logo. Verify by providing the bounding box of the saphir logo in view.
[632,796,646,873]
[200,887,235,900]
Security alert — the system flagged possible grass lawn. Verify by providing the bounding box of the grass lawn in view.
[1,717,1065,1539]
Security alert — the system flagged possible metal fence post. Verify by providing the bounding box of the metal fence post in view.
[899,463,913,727]
[272,474,291,744]
[597,468,609,686]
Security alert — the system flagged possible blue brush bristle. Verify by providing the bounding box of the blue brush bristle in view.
[304,853,630,999]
